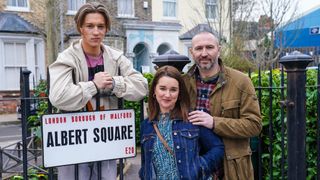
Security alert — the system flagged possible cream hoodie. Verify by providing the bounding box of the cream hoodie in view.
[49,39,148,111]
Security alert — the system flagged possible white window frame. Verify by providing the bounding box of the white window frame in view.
[5,0,30,12]
[0,36,45,90]
[67,0,86,15]
[206,0,218,20]
[163,0,177,19]
[117,0,135,18]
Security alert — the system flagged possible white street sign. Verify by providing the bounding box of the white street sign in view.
[310,26,320,35]
[41,109,136,168]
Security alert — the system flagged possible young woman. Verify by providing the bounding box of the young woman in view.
[139,65,224,179]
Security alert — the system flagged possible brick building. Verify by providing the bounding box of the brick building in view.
[0,0,160,113]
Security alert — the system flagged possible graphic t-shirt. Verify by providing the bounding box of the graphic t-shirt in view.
[85,52,104,80]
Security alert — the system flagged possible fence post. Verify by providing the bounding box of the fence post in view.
[317,63,320,180]
[279,51,312,180]
[117,66,125,180]
[20,68,32,180]
[46,67,55,180]
[0,147,3,180]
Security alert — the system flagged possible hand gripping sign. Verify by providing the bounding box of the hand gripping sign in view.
[41,109,135,168]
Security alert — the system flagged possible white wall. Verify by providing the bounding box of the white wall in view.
[124,22,181,73]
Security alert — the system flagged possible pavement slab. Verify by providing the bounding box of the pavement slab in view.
[0,114,20,125]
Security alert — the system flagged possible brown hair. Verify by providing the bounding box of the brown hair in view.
[148,66,190,121]
[74,2,111,33]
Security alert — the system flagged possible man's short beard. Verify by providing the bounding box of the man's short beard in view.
[196,61,214,71]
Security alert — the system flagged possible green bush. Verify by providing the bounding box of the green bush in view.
[124,73,153,145]
[11,168,48,180]
[28,80,49,142]
[250,68,318,179]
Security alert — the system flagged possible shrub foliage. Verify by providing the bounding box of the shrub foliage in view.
[250,68,318,179]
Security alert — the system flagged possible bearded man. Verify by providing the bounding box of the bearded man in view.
[183,31,262,180]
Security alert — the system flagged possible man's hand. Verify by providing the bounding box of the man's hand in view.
[188,110,214,129]
[93,72,114,90]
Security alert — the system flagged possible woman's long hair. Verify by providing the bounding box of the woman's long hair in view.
[148,66,190,121]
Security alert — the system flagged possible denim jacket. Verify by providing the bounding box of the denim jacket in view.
[139,118,224,180]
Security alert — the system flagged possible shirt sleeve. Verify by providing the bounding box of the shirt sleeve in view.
[111,55,148,101]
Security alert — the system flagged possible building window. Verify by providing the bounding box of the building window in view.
[4,42,27,67]
[67,0,85,15]
[0,38,45,90]
[118,0,134,17]
[6,0,29,11]
[3,42,27,90]
[206,0,217,19]
[163,0,176,18]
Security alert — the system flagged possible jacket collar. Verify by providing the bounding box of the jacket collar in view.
[187,58,227,86]
[70,39,123,62]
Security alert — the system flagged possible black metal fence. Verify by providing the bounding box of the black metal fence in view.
[1,53,320,179]
[0,69,49,180]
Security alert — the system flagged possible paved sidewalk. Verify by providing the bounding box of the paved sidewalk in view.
[123,152,141,180]
[0,113,21,148]
[0,113,20,125]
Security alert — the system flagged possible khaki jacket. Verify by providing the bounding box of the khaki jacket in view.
[49,39,148,111]
[183,63,262,180]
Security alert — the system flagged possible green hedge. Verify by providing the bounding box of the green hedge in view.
[123,73,154,145]
[250,69,318,179]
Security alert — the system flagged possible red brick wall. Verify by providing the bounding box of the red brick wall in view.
[0,91,20,114]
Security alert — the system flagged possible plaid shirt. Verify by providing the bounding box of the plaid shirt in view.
[195,70,224,180]
[195,73,219,113]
